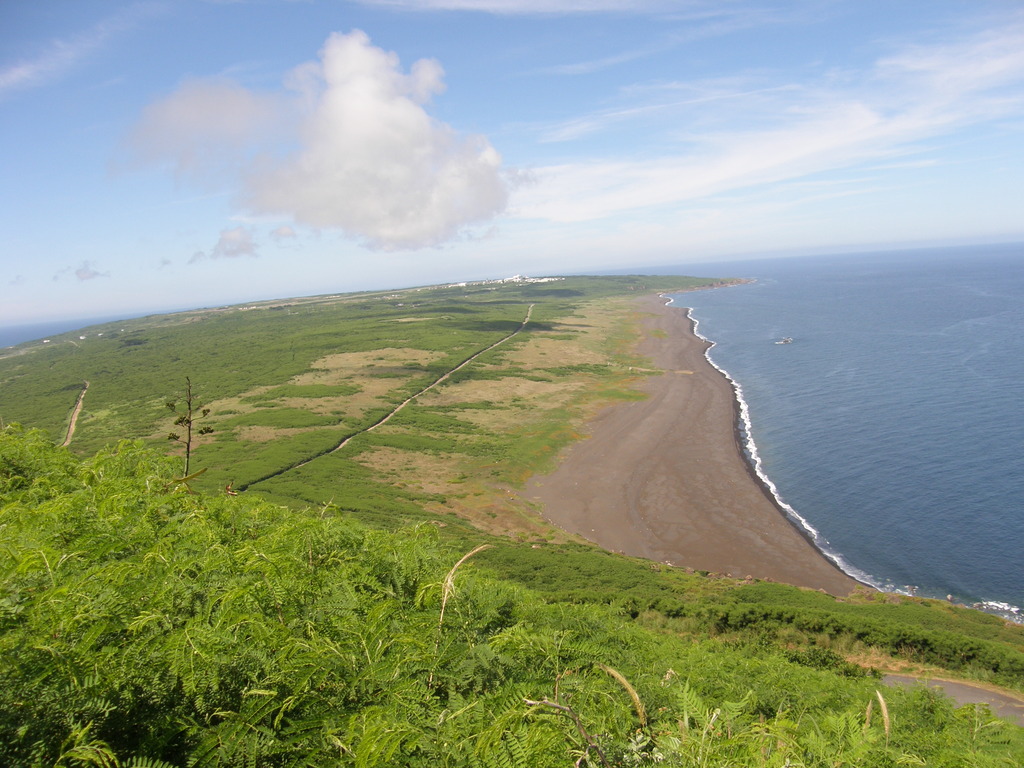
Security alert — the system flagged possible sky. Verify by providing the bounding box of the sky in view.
[2,0,1024,327]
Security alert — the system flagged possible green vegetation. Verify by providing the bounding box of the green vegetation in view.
[0,276,720,545]
[474,544,1024,689]
[0,276,704,497]
[2,276,1023,764]
[2,427,1022,766]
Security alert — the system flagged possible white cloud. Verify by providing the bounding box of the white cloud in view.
[0,4,157,98]
[514,19,1024,222]
[191,227,259,263]
[129,30,509,250]
[213,226,258,258]
[270,225,298,241]
[126,79,286,181]
[52,261,109,282]
[245,31,508,249]
[54,261,109,281]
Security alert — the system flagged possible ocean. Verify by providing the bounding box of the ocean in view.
[667,243,1024,619]
[0,315,137,349]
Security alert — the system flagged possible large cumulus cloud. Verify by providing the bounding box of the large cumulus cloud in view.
[247,31,507,249]
[128,31,509,250]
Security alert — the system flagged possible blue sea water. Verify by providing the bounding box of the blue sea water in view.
[0,313,157,348]
[0,315,136,349]
[665,243,1024,618]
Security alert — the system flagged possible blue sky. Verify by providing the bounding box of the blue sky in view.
[3,0,1023,326]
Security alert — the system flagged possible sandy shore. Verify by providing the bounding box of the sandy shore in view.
[524,292,859,596]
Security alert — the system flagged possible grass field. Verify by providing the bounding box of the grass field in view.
[0,275,718,535]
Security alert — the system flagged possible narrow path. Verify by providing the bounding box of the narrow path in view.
[883,674,1024,726]
[317,303,535,460]
[61,380,89,447]
[241,305,534,489]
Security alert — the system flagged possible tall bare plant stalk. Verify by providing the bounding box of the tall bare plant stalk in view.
[166,376,213,477]
[429,544,491,685]
[876,690,891,744]
[596,663,647,727]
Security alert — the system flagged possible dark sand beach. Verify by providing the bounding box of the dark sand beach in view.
[524,293,859,596]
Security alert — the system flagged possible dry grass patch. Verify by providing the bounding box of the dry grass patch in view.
[355,446,465,496]
[332,377,405,411]
[287,348,447,416]
[418,298,636,416]
[293,348,444,385]
[355,443,565,541]
[423,376,581,408]
[510,335,607,369]
[235,424,347,443]
[204,387,276,415]
[274,397,349,416]
[420,378,588,434]
[438,493,571,541]
[203,385,358,432]
[455,406,541,434]
[513,298,640,370]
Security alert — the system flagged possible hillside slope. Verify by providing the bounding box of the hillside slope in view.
[2,427,1022,766]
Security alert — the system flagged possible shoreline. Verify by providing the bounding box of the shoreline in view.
[524,291,861,597]
[681,295,1022,622]
[682,303,874,588]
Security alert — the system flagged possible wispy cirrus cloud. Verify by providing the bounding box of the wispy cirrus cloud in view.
[0,3,158,98]
[514,16,1024,222]
[541,49,653,77]
[537,82,799,142]
[536,3,805,76]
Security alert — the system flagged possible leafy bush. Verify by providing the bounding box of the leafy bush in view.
[2,427,1023,767]
[697,584,1024,687]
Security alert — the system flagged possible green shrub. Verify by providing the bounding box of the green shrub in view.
[2,428,1022,767]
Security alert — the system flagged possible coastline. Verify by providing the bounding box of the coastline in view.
[684,303,874,588]
[524,292,860,597]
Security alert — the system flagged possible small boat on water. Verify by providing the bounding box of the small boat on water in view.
[775,337,793,344]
